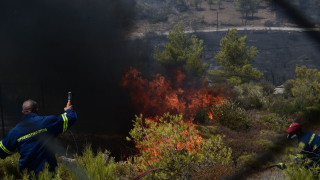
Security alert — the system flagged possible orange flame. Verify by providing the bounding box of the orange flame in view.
[122,68,225,164]
[121,67,224,122]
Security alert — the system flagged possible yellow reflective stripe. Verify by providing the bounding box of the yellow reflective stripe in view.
[62,113,68,133]
[0,141,13,154]
[309,133,315,145]
[17,128,48,142]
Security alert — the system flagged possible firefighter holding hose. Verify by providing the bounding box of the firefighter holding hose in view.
[0,92,77,176]
[277,122,320,170]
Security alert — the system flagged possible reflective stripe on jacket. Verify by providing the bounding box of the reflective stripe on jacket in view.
[0,109,77,175]
[296,131,320,162]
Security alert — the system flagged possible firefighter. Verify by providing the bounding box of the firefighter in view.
[277,122,320,169]
[0,99,77,175]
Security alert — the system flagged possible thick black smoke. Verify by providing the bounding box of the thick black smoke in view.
[0,0,140,134]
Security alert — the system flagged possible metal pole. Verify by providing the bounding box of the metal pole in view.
[217,11,219,31]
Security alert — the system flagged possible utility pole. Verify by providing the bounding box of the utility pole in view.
[216,11,219,31]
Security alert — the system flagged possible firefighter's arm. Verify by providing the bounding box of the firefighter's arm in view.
[58,101,77,134]
[296,142,309,162]
[0,131,17,159]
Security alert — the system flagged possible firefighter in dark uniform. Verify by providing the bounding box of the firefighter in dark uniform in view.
[278,122,320,169]
[0,99,77,175]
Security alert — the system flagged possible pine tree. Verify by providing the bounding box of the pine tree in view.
[209,29,263,86]
[154,22,208,78]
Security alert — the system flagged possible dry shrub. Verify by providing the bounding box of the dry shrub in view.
[191,163,235,180]
[216,126,264,160]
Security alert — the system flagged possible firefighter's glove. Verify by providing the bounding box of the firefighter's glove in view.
[276,162,286,170]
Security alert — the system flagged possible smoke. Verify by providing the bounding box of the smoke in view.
[0,0,141,134]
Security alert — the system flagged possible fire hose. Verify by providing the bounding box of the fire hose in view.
[133,168,161,180]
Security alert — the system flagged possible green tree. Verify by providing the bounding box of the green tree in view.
[291,65,320,105]
[209,29,263,86]
[234,0,261,21]
[154,22,208,78]
[191,0,202,9]
[127,113,233,179]
[207,0,214,9]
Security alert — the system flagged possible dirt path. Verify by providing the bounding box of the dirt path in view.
[129,26,320,39]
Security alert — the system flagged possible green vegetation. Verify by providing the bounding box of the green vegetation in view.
[234,0,261,20]
[154,22,208,78]
[149,13,168,24]
[206,0,214,9]
[291,65,320,106]
[233,83,267,109]
[210,99,250,131]
[191,0,202,9]
[209,29,263,86]
[128,113,233,179]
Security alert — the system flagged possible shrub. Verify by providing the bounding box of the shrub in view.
[257,79,275,95]
[259,113,291,132]
[149,13,168,24]
[193,108,211,124]
[267,95,305,115]
[128,113,233,179]
[304,105,320,123]
[196,125,217,139]
[210,100,250,131]
[236,153,256,168]
[291,65,320,106]
[113,157,139,179]
[284,163,320,179]
[283,79,294,98]
[233,83,267,109]
[175,4,189,12]
[0,153,20,178]
[75,146,117,180]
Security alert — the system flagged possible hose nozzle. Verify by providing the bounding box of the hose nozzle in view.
[68,92,72,102]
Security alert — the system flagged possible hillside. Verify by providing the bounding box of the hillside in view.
[132,0,296,35]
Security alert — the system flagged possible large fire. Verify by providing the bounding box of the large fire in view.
[121,67,224,122]
[122,67,224,165]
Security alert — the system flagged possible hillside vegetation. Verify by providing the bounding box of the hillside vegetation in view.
[132,0,296,35]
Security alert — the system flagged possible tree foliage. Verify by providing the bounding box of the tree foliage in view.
[206,0,214,9]
[191,0,202,9]
[154,22,208,78]
[291,65,320,106]
[128,113,233,179]
[234,0,261,19]
[210,29,263,86]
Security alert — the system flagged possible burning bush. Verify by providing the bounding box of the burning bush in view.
[121,67,223,122]
[127,113,233,179]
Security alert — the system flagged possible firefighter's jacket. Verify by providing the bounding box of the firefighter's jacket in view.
[0,109,77,175]
[296,131,320,162]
